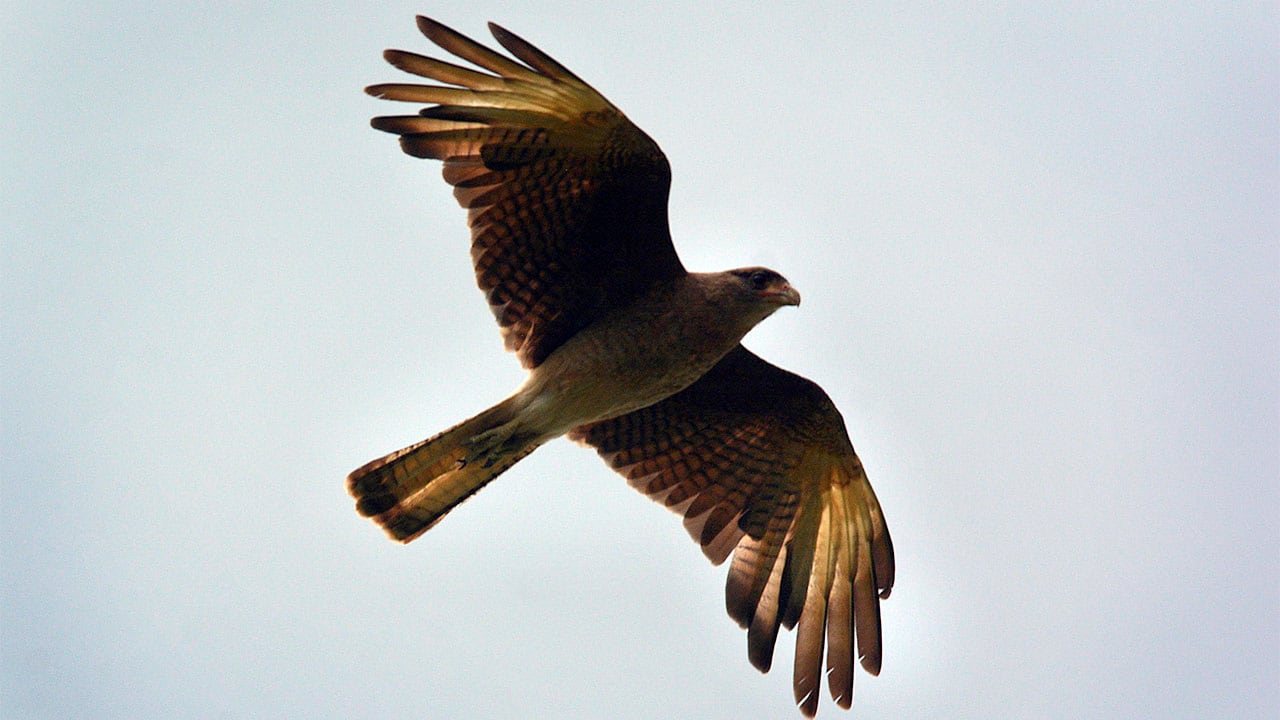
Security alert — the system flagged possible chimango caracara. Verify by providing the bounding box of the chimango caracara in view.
[350,16,895,716]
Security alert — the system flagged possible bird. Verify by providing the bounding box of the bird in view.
[350,16,895,716]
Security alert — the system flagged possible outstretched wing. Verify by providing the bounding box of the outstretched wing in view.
[570,346,895,717]
[368,17,685,368]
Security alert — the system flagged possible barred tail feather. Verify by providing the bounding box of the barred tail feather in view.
[347,398,536,542]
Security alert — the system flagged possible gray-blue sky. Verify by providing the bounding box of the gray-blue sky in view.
[3,3,1277,718]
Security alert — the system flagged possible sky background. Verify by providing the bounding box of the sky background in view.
[3,3,1277,718]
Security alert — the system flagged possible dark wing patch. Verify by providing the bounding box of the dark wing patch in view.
[368,18,685,367]
[571,346,895,717]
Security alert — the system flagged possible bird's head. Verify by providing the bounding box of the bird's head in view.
[729,267,802,308]
[683,267,801,341]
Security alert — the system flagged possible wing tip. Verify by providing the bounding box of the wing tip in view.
[748,647,774,674]
[415,15,445,39]
[796,690,820,718]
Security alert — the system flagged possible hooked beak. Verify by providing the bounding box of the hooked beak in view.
[762,283,802,307]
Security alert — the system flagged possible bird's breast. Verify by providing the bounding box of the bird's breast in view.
[517,296,745,436]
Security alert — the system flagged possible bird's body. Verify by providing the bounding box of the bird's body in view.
[352,17,894,716]
[526,270,800,427]
[352,268,799,540]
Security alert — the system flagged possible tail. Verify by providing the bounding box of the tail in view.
[347,397,540,543]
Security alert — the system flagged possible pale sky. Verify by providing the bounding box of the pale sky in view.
[3,3,1277,719]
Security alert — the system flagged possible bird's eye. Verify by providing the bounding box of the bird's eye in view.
[749,271,770,290]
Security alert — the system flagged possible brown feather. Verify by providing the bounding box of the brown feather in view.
[726,493,796,626]
[793,501,832,717]
[368,17,683,368]
[746,542,788,672]
[346,398,529,543]
[366,83,523,109]
[573,346,895,714]
[852,480,886,674]
[381,50,507,91]
[488,22,591,85]
[415,16,544,83]
[822,478,855,708]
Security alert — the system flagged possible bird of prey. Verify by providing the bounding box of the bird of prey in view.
[350,16,895,716]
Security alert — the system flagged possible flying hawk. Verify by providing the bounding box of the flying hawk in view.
[350,17,895,716]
